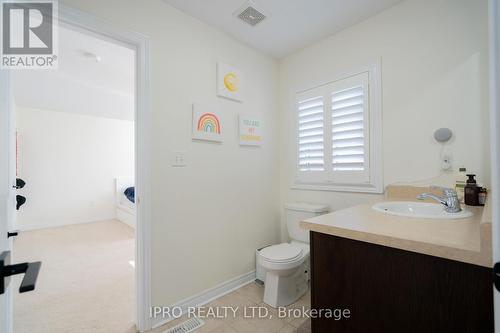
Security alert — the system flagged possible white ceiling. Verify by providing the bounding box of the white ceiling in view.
[13,25,135,121]
[163,0,401,58]
[12,1,400,117]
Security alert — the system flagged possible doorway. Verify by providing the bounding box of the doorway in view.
[0,5,152,333]
[11,23,136,332]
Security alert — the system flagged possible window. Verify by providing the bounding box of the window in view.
[294,65,382,193]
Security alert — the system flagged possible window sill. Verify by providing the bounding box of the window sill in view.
[291,182,384,194]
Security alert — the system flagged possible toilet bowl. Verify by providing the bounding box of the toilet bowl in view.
[259,203,328,308]
[259,241,310,307]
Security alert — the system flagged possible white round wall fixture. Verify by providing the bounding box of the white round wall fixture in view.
[434,128,453,143]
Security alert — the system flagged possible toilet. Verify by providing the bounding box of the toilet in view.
[258,202,328,308]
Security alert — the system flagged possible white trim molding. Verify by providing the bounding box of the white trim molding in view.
[0,64,14,333]
[56,5,153,332]
[151,271,257,330]
[16,218,118,232]
[488,0,500,330]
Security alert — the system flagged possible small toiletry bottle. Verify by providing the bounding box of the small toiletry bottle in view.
[478,188,487,206]
[455,167,467,203]
[464,174,480,206]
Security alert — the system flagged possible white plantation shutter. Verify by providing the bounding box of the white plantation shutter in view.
[295,69,380,191]
[330,72,370,183]
[331,87,365,170]
[296,88,326,182]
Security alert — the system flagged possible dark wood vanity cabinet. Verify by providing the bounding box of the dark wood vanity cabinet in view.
[310,231,494,333]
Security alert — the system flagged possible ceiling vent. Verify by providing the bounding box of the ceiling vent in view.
[234,1,268,27]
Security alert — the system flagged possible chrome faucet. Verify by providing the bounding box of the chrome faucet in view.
[417,186,462,213]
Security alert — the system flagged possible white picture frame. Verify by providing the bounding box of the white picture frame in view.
[217,62,243,102]
[192,104,223,142]
[239,115,262,146]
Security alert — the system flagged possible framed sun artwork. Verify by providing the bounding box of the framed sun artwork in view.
[217,62,243,102]
[192,104,223,143]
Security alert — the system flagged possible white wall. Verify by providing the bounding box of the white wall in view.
[56,0,489,317]
[59,0,280,308]
[278,0,490,238]
[16,107,134,230]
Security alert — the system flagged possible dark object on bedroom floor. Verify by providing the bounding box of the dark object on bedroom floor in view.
[124,187,135,203]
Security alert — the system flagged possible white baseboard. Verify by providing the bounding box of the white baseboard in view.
[151,270,256,329]
[116,207,136,229]
[16,216,118,231]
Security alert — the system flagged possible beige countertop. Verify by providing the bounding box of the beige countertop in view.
[300,186,492,267]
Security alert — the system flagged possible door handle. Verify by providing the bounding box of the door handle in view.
[7,231,19,238]
[0,251,41,294]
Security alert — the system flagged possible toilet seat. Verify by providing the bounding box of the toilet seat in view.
[260,243,302,262]
[259,243,306,264]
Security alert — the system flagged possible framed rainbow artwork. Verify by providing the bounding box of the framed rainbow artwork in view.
[217,62,243,102]
[192,104,223,142]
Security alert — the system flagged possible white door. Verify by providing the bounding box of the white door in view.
[490,0,500,331]
[0,70,16,333]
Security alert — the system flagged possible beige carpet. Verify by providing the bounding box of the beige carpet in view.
[13,220,136,333]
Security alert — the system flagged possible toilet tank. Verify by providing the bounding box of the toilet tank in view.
[285,203,329,243]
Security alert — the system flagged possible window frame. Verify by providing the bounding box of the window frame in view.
[291,61,383,193]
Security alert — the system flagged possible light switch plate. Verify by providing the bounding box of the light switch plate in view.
[172,151,187,167]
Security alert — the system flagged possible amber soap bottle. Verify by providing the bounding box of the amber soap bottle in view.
[464,174,480,206]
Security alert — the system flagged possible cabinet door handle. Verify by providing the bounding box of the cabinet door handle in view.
[494,262,500,292]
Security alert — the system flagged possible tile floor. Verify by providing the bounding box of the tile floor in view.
[150,282,311,333]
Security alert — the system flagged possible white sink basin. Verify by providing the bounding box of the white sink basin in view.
[372,201,473,219]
